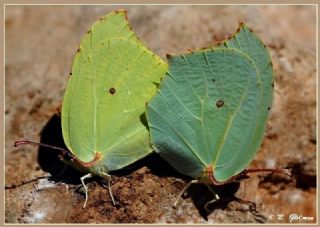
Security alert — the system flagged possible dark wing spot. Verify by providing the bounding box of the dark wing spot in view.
[272,82,274,88]
[216,100,224,108]
[268,106,271,111]
[109,87,116,95]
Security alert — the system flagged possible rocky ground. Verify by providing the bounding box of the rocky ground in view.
[5,5,317,223]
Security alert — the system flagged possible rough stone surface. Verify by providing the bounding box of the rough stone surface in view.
[5,5,316,223]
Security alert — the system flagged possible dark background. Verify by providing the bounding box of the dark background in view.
[5,5,316,223]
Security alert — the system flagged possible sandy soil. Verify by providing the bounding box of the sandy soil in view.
[5,5,317,223]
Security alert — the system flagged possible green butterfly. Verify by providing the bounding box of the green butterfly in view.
[146,23,291,209]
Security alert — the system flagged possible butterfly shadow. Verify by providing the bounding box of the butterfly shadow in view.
[37,113,85,185]
[183,182,266,222]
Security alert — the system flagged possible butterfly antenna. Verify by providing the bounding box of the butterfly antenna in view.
[241,168,292,177]
[14,140,71,157]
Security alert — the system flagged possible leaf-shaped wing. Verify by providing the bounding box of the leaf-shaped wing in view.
[62,11,167,171]
[147,48,261,180]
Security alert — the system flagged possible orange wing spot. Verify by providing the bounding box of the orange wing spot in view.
[205,165,229,186]
[73,152,102,168]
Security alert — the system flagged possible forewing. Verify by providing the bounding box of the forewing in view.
[61,11,167,170]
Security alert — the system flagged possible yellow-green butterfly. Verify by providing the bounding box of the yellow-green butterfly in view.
[15,10,167,208]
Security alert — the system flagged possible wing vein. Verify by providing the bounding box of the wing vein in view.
[212,77,250,167]
[165,82,201,120]
[148,104,206,166]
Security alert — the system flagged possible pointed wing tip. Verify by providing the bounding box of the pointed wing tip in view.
[99,9,128,21]
[115,9,128,20]
[237,22,254,33]
[238,21,248,28]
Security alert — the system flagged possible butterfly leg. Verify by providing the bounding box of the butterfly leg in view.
[204,185,220,212]
[101,172,116,206]
[80,173,93,208]
[174,179,198,208]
